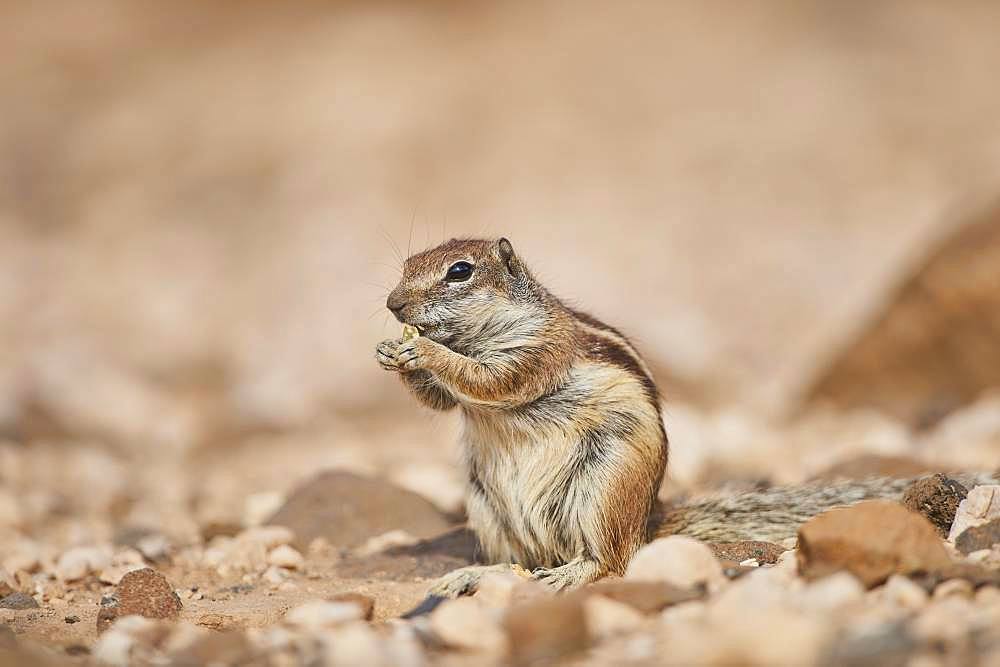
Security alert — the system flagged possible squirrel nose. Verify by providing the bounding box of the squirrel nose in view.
[386,292,407,316]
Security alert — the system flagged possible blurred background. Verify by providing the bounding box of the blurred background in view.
[2,1,1000,550]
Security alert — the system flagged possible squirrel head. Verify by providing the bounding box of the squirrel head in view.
[386,238,542,347]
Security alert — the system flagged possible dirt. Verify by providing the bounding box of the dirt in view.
[1,2,1000,664]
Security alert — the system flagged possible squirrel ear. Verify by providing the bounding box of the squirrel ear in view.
[497,238,520,277]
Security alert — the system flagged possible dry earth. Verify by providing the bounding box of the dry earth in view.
[3,2,1000,665]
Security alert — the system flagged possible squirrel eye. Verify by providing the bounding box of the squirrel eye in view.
[445,261,474,282]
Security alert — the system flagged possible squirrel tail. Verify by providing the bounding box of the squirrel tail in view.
[653,473,998,544]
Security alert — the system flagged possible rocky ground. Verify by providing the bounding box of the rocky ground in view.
[4,2,1000,665]
[1,395,999,666]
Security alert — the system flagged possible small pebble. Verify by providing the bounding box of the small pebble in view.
[932,579,974,599]
[883,575,929,611]
[0,592,40,610]
[56,546,111,582]
[266,545,304,570]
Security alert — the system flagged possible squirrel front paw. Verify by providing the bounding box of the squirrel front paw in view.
[396,336,436,373]
[376,338,403,371]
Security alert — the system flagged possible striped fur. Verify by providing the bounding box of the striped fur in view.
[377,238,667,589]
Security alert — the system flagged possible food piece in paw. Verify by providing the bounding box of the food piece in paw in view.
[511,564,532,579]
[402,324,420,341]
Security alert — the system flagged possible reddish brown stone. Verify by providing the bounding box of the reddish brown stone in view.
[709,541,787,565]
[97,568,182,634]
[797,500,953,588]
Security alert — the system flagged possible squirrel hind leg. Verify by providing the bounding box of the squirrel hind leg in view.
[532,558,603,592]
[425,564,518,598]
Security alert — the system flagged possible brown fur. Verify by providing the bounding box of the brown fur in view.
[377,238,667,590]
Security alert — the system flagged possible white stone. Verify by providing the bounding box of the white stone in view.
[204,529,296,576]
[55,546,111,582]
[238,525,295,549]
[135,535,171,561]
[98,564,145,586]
[0,566,15,594]
[267,545,304,570]
[912,597,977,643]
[262,565,289,585]
[284,600,364,631]
[382,621,428,667]
[709,568,791,620]
[161,622,210,657]
[584,595,645,640]
[243,491,286,528]
[625,536,726,592]
[948,485,1000,541]
[98,548,147,585]
[322,622,385,666]
[92,616,160,667]
[883,574,928,611]
[795,572,864,612]
[355,530,420,556]
[429,597,507,653]
[3,540,41,574]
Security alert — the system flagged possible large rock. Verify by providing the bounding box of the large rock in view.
[267,472,454,551]
[802,209,1000,427]
[797,500,952,588]
[97,568,182,634]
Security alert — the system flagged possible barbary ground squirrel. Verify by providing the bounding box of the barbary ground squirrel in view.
[375,238,995,595]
